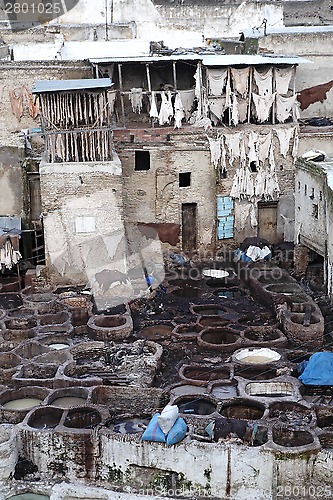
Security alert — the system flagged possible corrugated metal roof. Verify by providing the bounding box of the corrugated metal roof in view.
[201,54,311,66]
[90,54,310,66]
[32,78,113,94]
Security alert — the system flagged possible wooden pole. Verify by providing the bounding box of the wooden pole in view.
[272,66,276,125]
[145,63,154,128]
[118,63,126,128]
[172,61,177,91]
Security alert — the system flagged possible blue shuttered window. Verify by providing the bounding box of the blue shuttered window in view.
[217,196,234,239]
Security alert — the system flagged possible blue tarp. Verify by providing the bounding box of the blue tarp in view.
[298,352,333,385]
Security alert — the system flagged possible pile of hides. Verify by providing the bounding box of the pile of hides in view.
[0,237,22,271]
[298,352,333,385]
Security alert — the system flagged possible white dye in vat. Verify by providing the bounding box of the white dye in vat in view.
[48,343,69,350]
[51,397,87,408]
[3,398,43,410]
[240,355,274,364]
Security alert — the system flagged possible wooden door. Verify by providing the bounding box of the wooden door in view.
[258,202,278,243]
[182,203,197,252]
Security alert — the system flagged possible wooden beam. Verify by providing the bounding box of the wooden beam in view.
[118,63,126,128]
[173,61,177,91]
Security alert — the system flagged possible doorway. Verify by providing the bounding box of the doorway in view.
[258,201,278,243]
[182,203,197,252]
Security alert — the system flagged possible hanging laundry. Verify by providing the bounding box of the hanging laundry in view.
[248,131,258,166]
[207,68,228,96]
[292,127,299,162]
[220,135,227,171]
[0,237,22,271]
[252,93,275,123]
[209,96,226,125]
[158,91,173,126]
[9,88,23,121]
[240,134,247,166]
[276,94,297,123]
[258,131,272,165]
[231,67,250,98]
[230,163,254,200]
[24,85,40,119]
[107,90,117,114]
[208,136,221,169]
[194,65,201,99]
[225,73,232,108]
[255,165,266,199]
[174,93,185,129]
[253,67,273,97]
[234,202,258,232]
[266,145,280,200]
[224,132,241,166]
[237,98,248,123]
[275,127,294,158]
[231,94,239,126]
[129,88,143,114]
[149,91,159,120]
[275,67,293,96]
[178,90,195,120]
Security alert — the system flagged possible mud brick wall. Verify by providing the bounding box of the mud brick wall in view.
[113,127,216,251]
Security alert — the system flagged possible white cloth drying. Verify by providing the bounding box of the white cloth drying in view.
[248,131,258,166]
[258,131,272,165]
[234,202,258,232]
[108,90,117,113]
[253,67,273,97]
[178,90,195,120]
[158,91,173,125]
[231,94,239,126]
[174,93,185,128]
[276,94,297,123]
[252,92,275,123]
[207,68,228,96]
[292,127,299,162]
[209,96,226,124]
[275,127,294,158]
[231,67,250,98]
[149,91,159,119]
[230,164,255,200]
[275,67,293,96]
[0,239,22,270]
[226,74,232,108]
[208,136,221,168]
[238,98,248,123]
[129,88,143,114]
[224,132,241,166]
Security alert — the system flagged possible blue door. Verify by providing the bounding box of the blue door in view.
[217,196,234,239]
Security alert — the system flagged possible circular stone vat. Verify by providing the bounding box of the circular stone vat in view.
[220,400,265,420]
[197,328,241,352]
[290,314,320,325]
[300,385,333,405]
[0,293,23,309]
[172,323,202,340]
[176,396,217,416]
[268,402,313,426]
[246,381,294,398]
[3,398,43,410]
[3,329,36,342]
[191,305,227,317]
[213,287,243,299]
[46,387,89,408]
[179,365,230,386]
[244,327,281,342]
[4,318,37,330]
[63,407,101,429]
[265,284,303,295]
[211,383,238,400]
[233,348,281,364]
[171,286,203,298]
[272,426,314,447]
[28,407,63,429]
[234,366,277,380]
[137,324,173,341]
[23,293,56,313]
[0,387,49,423]
[88,314,132,341]
[112,417,149,434]
[198,317,230,328]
